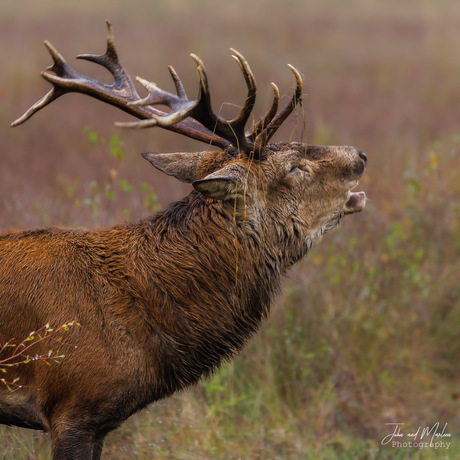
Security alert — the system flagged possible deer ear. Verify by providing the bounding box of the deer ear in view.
[141,151,207,183]
[192,165,245,201]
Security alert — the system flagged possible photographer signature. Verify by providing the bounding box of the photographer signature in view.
[381,422,451,445]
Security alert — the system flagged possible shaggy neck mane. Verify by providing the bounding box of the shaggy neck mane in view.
[129,190,300,398]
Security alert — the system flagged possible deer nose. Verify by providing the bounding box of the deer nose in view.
[358,150,367,166]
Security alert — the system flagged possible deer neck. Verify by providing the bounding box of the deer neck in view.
[133,192,298,396]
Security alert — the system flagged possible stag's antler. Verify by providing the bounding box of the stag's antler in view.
[12,21,303,159]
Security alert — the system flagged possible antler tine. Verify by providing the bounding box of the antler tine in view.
[76,21,137,96]
[10,88,56,127]
[255,64,303,146]
[246,82,280,142]
[168,65,187,99]
[229,48,257,130]
[11,41,78,127]
[189,52,215,128]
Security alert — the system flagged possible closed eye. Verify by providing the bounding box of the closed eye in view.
[289,165,311,179]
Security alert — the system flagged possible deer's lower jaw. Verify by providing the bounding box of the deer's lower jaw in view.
[343,191,367,214]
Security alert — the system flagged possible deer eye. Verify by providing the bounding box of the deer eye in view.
[288,164,311,179]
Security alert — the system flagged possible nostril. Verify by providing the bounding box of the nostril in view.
[358,150,367,165]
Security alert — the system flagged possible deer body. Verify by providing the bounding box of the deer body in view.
[1,23,367,459]
[1,189,276,426]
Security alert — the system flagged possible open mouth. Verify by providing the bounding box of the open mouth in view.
[343,190,367,214]
[343,151,367,214]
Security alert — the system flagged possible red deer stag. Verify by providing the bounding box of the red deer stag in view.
[1,22,367,460]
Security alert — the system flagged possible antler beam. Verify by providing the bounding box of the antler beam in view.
[12,21,303,159]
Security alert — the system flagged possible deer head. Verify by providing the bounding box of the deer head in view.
[12,21,366,265]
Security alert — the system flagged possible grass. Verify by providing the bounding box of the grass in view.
[1,0,460,458]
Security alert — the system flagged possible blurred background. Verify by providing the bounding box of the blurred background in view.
[1,0,459,458]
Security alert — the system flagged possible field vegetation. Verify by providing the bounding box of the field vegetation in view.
[0,0,459,458]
